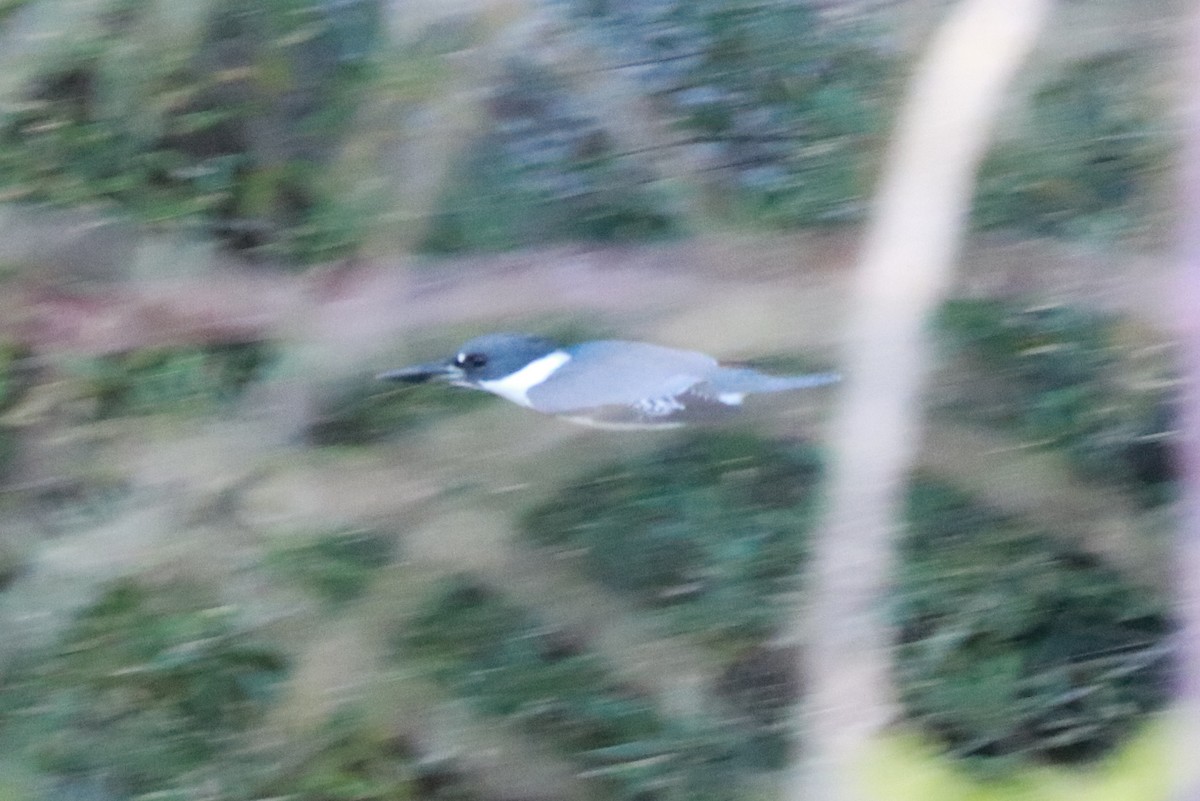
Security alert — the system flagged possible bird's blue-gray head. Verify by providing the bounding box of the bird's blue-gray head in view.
[377,332,560,386]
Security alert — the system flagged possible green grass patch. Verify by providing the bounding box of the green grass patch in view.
[896,480,1173,773]
[862,719,1171,801]
[522,430,824,645]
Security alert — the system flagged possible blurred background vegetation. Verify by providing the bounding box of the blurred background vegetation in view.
[0,0,1183,799]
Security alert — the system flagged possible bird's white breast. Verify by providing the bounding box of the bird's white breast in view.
[477,350,571,407]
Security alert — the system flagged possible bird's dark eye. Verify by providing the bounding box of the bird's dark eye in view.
[456,352,487,369]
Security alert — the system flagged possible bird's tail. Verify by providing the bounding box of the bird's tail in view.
[713,367,841,395]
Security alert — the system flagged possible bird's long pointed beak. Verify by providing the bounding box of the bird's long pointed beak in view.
[376,359,463,383]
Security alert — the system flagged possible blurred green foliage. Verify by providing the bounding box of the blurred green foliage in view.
[0,341,24,482]
[0,540,24,591]
[0,0,33,25]
[0,0,28,19]
[2,578,288,798]
[974,53,1165,237]
[306,372,492,445]
[74,340,275,418]
[522,431,824,645]
[279,715,418,801]
[279,710,510,800]
[895,480,1173,772]
[27,474,130,537]
[0,0,386,264]
[938,299,1177,506]
[711,644,800,771]
[0,341,21,411]
[267,527,394,606]
[562,0,889,227]
[420,61,677,254]
[403,576,776,801]
[0,426,15,485]
[0,0,1165,260]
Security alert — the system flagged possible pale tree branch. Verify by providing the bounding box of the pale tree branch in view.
[792,1,1052,799]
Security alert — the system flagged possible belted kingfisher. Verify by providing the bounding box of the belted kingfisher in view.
[377,333,839,429]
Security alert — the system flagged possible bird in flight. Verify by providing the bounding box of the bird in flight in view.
[378,332,839,429]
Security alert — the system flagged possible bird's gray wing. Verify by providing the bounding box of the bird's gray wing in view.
[524,340,718,414]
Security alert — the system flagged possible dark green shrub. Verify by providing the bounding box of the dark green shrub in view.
[974,53,1166,237]
[895,480,1173,771]
[306,372,492,445]
[0,0,34,24]
[75,340,276,418]
[406,578,658,750]
[0,341,22,411]
[26,475,129,537]
[403,576,761,801]
[280,716,489,800]
[420,60,677,254]
[522,431,824,644]
[0,0,385,264]
[0,426,15,485]
[938,299,1177,506]
[267,527,395,605]
[0,341,31,484]
[0,540,25,591]
[561,0,890,226]
[277,715,420,801]
[9,579,288,797]
[712,645,800,771]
